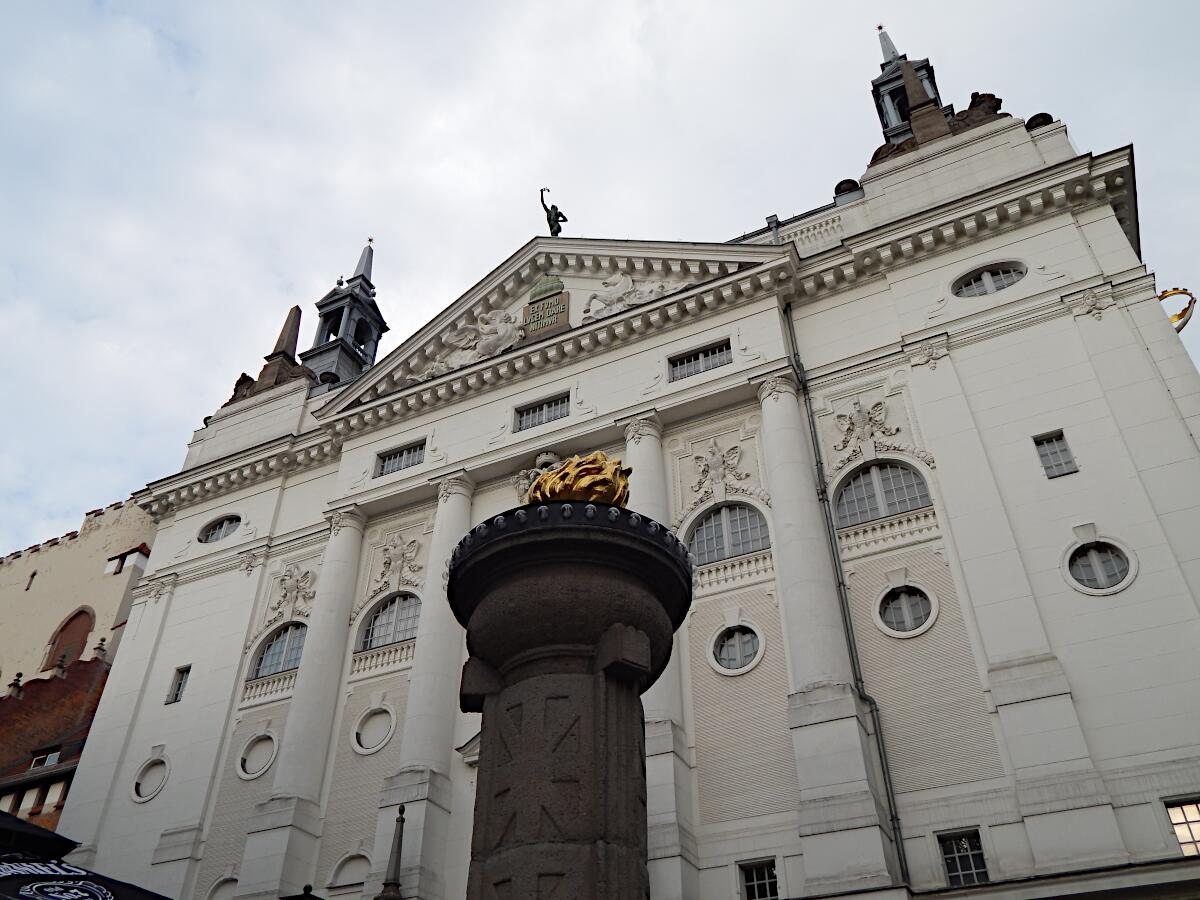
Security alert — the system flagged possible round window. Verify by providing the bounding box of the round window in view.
[238,735,276,779]
[713,626,760,671]
[132,758,168,802]
[354,708,395,754]
[199,515,241,543]
[1067,542,1131,591]
[879,587,932,633]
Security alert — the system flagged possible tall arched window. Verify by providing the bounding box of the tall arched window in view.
[359,594,422,651]
[688,503,771,566]
[834,462,932,528]
[43,609,95,670]
[251,624,307,679]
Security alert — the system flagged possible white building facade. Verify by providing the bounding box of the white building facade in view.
[60,35,1200,900]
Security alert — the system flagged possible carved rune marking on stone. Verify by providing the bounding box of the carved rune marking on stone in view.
[692,440,750,494]
[833,399,900,453]
[487,696,583,852]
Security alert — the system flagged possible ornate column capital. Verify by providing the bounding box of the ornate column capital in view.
[327,504,366,536]
[622,412,664,445]
[437,470,475,504]
[756,372,799,404]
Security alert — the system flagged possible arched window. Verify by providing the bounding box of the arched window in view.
[251,624,306,679]
[359,594,422,651]
[835,463,932,528]
[44,609,95,670]
[688,504,771,566]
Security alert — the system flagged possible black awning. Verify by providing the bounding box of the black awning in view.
[0,858,172,900]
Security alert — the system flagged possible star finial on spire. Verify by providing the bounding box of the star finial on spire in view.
[368,236,374,245]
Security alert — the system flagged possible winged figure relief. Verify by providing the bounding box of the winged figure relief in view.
[692,439,750,493]
[833,399,900,452]
[584,272,688,321]
[276,564,316,615]
[411,310,525,382]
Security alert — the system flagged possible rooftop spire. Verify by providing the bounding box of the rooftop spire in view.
[352,237,373,283]
[270,305,303,360]
[877,25,900,63]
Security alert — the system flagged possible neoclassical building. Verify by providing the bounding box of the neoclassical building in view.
[60,32,1200,900]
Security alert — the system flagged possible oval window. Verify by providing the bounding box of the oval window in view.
[713,625,760,671]
[199,515,241,543]
[952,263,1027,298]
[879,586,933,634]
[239,735,275,778]
[1067,542,1130,591]
[133,758,168,801]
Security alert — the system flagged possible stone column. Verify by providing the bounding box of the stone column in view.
[756,373,898,894]
[369,472,473,900]
[450,501,693,900]
[623,414,697,900]
[236,505,366,899]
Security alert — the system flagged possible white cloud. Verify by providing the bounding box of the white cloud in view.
[1,1,1198,551]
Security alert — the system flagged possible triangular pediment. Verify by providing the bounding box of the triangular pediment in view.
[315,236,792,420]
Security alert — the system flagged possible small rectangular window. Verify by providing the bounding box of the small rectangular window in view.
[669,339,732,382]
[1167,799,1200,857]
[376,441,426,477]
[30,750,61,770]
[739,860,779,900]
[515,394,570,432]
[1034,430,1078,478]
[166,666,191,704]
[939,830,989,886]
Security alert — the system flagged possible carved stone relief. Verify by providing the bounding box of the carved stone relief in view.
[815,381,936,481]
[510,451,564,502]
[581,272,689,322]
[246,562,318,649]
[409,309,524,383]
[670,424,769,530]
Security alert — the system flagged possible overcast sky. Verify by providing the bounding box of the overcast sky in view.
[2,1,1197,553]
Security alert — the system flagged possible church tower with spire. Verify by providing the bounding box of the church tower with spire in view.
[870,27,953,146]
[299,240,390,394]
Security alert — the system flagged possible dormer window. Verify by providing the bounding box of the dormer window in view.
[952,263,1027,298]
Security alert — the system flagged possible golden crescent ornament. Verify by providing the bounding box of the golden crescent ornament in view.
[1159,287,1196,333]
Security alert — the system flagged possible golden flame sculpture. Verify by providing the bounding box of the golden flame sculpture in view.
[528,451,632,507]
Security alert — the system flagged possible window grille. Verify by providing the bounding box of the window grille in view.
[715,626,760,670]
[377,441,426,477]
[360,594,422,651]
[1167,799,1200,857]
[688,504,771,566]
[1034,431,1078,478]
[252,624,307,679]
[834,463,931,528]
[199,515,241,543]
[515,394,570,431]
[939,830,989,886]
[1068,542,1130,590]
[669,340,732,381]
[879,587,932,633]
[952,263,1027,298]
[739,860,779,900]
[166,666,191,704]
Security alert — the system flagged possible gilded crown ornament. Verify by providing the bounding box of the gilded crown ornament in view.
[527,451,632,507]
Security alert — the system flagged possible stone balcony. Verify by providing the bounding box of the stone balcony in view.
[349,639,416,681]
[240,669,296,707]
[694,548,775,595]
[836,507,939,559]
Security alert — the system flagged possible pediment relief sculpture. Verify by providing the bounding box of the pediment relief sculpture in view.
[582,272,689,323]
[370,533,422,599]
[246,563,317,649]
[833,399,900,453]
[408,309,524,383]
[674,437,770,529]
